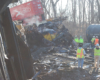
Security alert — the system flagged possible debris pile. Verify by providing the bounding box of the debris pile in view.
[31,50,96,80]
[23,21,97,80]
[38,68,95,80]
[53,27,73,46]
[25,29,45,47]
[25,22,74,48]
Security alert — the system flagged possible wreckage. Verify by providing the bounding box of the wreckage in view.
[25,22,74,48]
[0,0,96,80]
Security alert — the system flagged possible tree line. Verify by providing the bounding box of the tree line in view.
[41,0,100,27]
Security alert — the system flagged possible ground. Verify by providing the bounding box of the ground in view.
[32,48,100,80]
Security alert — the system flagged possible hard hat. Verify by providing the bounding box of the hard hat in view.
[75,35,77,38]
[96,36,98,38]
[96,44,99,47]
[80,36,82,38]
[93,36,95,38]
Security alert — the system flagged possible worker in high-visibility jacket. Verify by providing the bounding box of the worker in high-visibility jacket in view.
[91,36,95,48]
[77,43,86,68]
[94,36,99,45]
[94,44,100,68]
[74,36,79,43]
[91,36,95,44]
[79,36,84,44]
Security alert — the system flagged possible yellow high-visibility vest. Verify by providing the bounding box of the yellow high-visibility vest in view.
[77,48,84,58]
[94,48,100,56]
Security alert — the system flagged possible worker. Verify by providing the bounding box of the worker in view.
[74,36,79,43]
[91,36,95,47]
[79,36,84,44]
[91,36,95,43]
[74,36,79,48]
[94,36,99,45]
[94,44,100,69]
[77,43,86,68]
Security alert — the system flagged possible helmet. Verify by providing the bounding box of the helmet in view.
[96,36,98,38]
[96,44,99,47]
[93,36,95,38]
[75,35,77,38]
[80,36,82,38]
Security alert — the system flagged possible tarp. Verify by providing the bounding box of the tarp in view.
[10,0,44,21]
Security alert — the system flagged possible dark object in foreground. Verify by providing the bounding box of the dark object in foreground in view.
[0,7,33,80]
[25,30,44,47]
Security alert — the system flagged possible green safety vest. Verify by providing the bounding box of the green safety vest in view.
[77,48,84,58]
[79,38,84,43]
[94,48,100,56]
[74,38,79,43]
[91,38,95,43]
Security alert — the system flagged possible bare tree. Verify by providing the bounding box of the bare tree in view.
[96,0,100,21]
[41,0,51,18]
[58,0,68,17]
[73,0,76,24]
[91,0,94,23]
[82,0,86,26]
[50,0,60,18]
[88,0,91,25]
[79,0,81,26]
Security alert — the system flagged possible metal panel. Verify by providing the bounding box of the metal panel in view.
[1,7,26,80]
[10,1,35,20]
[10,0,44,21]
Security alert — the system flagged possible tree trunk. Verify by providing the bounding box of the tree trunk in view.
[91,0,94,23]
[50,0,57,18]
[73,0,76,24]
[96,0,100,21]
[88,0,91,25]
[79,0,81,26]
[41,0,51,18]
[83,0,86,26]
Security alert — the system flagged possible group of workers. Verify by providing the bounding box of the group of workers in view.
[91,36,100,69]
[74,35,100,71]
[74,36,84,44]
[91,36,99,47]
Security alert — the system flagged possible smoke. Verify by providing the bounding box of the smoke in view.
[23,16,42,26]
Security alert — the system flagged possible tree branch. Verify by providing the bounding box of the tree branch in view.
[54,0,60,6]
[45,0,50,7]
[41,0,51,18]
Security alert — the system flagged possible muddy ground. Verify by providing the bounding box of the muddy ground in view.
[31,48,100,80]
